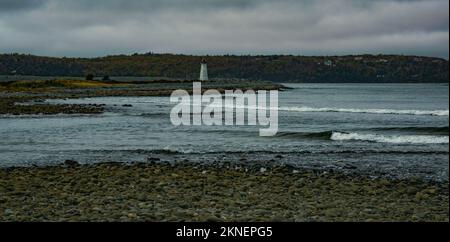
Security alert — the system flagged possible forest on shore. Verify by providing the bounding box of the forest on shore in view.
[0,53,448,83]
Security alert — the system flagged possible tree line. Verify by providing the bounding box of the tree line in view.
[0,53,448,83]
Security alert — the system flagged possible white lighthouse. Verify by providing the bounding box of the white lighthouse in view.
[199,59,208,81]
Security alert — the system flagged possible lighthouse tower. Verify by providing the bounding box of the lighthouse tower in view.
[199,59,208,81]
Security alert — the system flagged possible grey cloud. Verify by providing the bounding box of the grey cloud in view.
[0,0,448,58]
[45,0,269,13]
[0,0,46,11]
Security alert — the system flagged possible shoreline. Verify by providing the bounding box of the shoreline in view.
[0,161,448,222]
[0,79,283,115]
[0,80,448,222]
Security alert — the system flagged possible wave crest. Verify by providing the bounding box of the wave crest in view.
[278,106,449,116]
[331,132,449,144]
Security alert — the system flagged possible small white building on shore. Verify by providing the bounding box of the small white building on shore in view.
[199,59,208,81]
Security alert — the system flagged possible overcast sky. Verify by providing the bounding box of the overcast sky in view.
[0,0,448,58]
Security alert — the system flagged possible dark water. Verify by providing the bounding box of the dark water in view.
[1,83,448,181]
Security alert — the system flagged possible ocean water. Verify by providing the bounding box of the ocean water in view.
[1,83,448,181]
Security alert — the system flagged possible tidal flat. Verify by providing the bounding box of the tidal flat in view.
[0,162,448,222]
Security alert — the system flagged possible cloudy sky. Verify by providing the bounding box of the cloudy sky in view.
[0,0,448,58]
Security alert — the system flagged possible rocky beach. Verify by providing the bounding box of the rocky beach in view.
[0,161,448,222]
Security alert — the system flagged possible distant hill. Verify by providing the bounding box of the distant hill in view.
[0,53,448,83]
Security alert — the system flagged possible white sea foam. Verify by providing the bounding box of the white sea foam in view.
[278,106,449,116]
[331,132,449,144]
[220,104,449,116]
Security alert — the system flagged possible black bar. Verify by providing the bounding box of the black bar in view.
[1,222,447,241]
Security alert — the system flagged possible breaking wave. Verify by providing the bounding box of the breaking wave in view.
[277,106,449,116]
[331,132,449,144]
[226,104,448,116]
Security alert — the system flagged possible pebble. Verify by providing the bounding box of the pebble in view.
[0,162,447,222]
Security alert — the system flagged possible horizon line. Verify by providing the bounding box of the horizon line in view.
[1,52,448,61]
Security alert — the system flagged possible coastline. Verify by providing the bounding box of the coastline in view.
[0,79,283,115]
[0,80,448,222]
[0,161,448,222]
